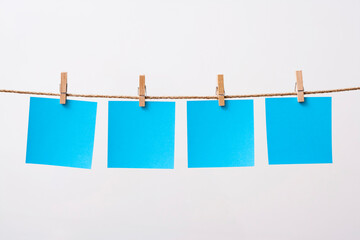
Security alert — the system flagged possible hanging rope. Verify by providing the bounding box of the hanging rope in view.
[0,87,359,100]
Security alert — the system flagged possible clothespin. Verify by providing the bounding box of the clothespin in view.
[60,72,67,104]
[138,75,146,107]
[216,74,225,106]
[295,70,304,102]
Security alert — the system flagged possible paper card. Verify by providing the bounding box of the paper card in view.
[26,97,97,169]
[108,101,175,169]
[265,97,332,165]
[187,100,254,168]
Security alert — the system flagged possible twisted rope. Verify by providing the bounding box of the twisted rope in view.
[0,87,359,100]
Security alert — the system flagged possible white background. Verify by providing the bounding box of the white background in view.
[1,0,360,239]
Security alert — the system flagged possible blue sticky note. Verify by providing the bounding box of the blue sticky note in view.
[26,97,97,169]
[108,101,175,169]
[187,100,254,168]
[265,97,332,165]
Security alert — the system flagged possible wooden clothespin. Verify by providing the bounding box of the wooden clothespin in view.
[139,75,146,107]
[216,74,225,106]
[60,72,67,104]
[295,70,304,102]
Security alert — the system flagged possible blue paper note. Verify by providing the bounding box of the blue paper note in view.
[187,100,254,168]
[26,97,97,169]
[108,101,175,169]
[265,97,332,165]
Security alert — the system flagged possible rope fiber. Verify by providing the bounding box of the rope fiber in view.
[0,87,359,100]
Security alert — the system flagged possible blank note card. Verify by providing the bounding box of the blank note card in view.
[108,101,175,169]
[265,97,332,165]
[187,100,254,168]
[26,97,97,169]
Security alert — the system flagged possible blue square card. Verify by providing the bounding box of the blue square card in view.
[26,97,97,169]
[265,97,332,165]
[187,100,254,168]
[108,101,175,169]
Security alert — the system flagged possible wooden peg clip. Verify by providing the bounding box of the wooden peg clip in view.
[295,70,304,102]
[60,72,67,104]
[216,74,225,106]
[139,75,146,107]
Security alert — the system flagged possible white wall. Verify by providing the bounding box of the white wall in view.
[1,0,360,239]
